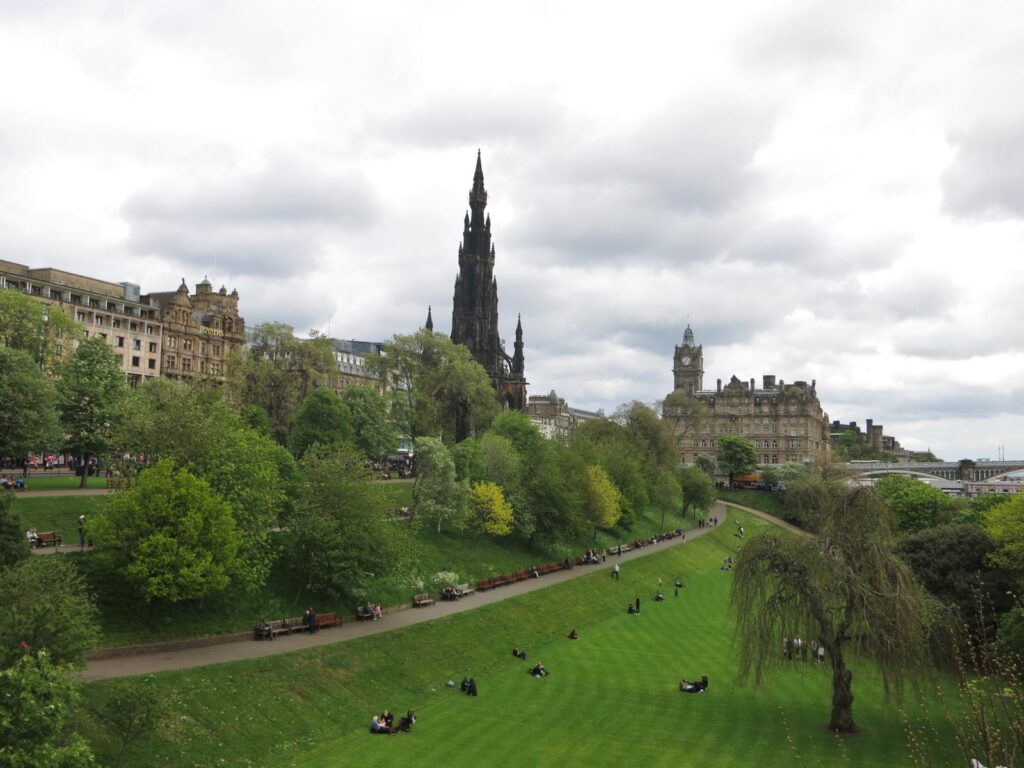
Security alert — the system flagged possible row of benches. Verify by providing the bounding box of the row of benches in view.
[254,611,341,640]
[31,531,62,548]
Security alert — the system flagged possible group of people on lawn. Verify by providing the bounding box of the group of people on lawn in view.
[2,475,25,491]
[370,709,416,734]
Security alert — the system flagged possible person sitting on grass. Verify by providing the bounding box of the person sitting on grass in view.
[370,715,389,734]
[529,662,549,677]
[397,710,416,732]
[655,592,665,602]
[460,677,470,692]
[568,629,579,640]
[512,646,527,660]
[466,677,478,696]
[679,675,708,693]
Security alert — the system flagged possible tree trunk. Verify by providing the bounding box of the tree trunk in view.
[828,647,857,733]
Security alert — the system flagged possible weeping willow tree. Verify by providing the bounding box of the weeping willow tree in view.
[731,485,929,733]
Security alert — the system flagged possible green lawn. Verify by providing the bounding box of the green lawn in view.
[13,494,108,542]
[79,511,962,767]
[717,488,786,517]
[17,475,110,491]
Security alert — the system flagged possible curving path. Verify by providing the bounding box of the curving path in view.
[81,503,734,682]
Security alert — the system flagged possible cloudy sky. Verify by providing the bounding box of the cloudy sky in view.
[2,0,1023,460]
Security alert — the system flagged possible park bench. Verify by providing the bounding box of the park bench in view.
[254,619,296,639]
[355,604,376,621]
[316,611,341,629]
[412,593,435,607]
[453,582,475,597]
[537,561,562,576]
[36,531,61,548]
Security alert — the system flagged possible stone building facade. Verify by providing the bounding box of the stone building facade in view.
[143,278,245,385]
[527,389,604,440]
[0,259,163,386]
[665,325,830,465]
[450,152,528,413]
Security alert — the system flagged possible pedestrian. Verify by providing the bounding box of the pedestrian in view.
[77,515,86,549]
[612,564,620,580]
[635,595,641,614]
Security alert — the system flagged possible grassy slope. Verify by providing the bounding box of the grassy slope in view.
[79,510,960,768]
[717,488,786,517]
[21,483,698,648]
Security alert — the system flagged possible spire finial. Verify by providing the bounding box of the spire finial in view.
[425,305,434,332]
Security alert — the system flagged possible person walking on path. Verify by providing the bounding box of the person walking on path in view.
[612,563,620,580]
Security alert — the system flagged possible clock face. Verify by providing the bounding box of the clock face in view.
[681,356,691,366]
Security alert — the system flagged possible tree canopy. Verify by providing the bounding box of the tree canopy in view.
[0,557,100,669]
[716,435,758,487]
[0,289,80,371]
[369,329,497,444]
[469,481,514,538]
[982,492,1024,588]
[290,387,354,457]
[413,437,469,533]
[678,465,716,518]
[340,384,397,461]
[0,346,60,460]
[874,474,956,534]
[91,460,241,616]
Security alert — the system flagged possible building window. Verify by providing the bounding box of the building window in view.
[147,358,156,370]
[167,336,177,349]
[132,339,141,350]
[129,322,138,332]
[76,311,86,322]
[116,336,125,348]
[166,355,176,369]
[183,338,193,351]
[146,324,154,334]
[131,356,140,367]
[112,319,121,328]
[213,343,221,355]
[182,358,192,371]
[94,315,104,325]
[200,341,207,355]
[148,342,157,353]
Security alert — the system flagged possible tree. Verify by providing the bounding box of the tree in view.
[0,492,30,571]
[94,677,166,768]
[287,444,405,598]
[0,557,100,669]
[0,347,60,461]
[225,323,338,444]
[469,481,514,538]
[678,465,716,518]
[732,484,928,733]
[694,453,716,477]
[290,387,354,457]
[716,435,758,488]
[368,329,497,444]
[476,433,522,491]
[983,493,1024,587]
[340,384,397,461]
[581,464,621,535]
[0,289,80,371]
[91,460,241,618]
[895,524,1013,639]
[571,419,648,528]
[874,474,955,534]
[0,650,95,767]
[661,389,710,447]
[412,437,470,533]
[56,336,128,486]
[113,379,294,590]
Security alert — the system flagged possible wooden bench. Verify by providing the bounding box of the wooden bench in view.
[537,561,562,576]
[316,611,341,629]
[453,582,475,597]
[412,593,435,607]
[355,604,376,621]
[36,531,61,548]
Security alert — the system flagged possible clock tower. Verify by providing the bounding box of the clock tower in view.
[672,324,704,395]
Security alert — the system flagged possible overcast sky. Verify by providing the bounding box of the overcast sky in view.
[2,1,1023,461]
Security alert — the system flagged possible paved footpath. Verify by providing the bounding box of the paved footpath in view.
[82,503,735,682]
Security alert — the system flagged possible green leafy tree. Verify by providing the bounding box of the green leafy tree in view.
[732,484,928,733]
[874,474,956,534]
[895,524,1013,639]
[0,492,30,571]
[287,444,405,598]
[368,329,497,444]
[412,437,470,533]
[340,384,397,461]
[694,453,716,477]
[290,387,354,457]
[0,557,100,669]
[661,390,710,448]
[678,465,716,518]
[476,432,522,490]
[581,464,622,535]
[716,435,759,488]
[983,492,1024,587]
[0,650,95,767]
[226,323,338,444]
[470,481,514,538]
[56,336,128,486]
[94,677,166,768]
[91,460,241,619]
[0,347,60,461]
[450,437,482,483]
[0,289,80,371]
[571,419,648,528]
[113,379,294,590]
[615,400,679,475]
